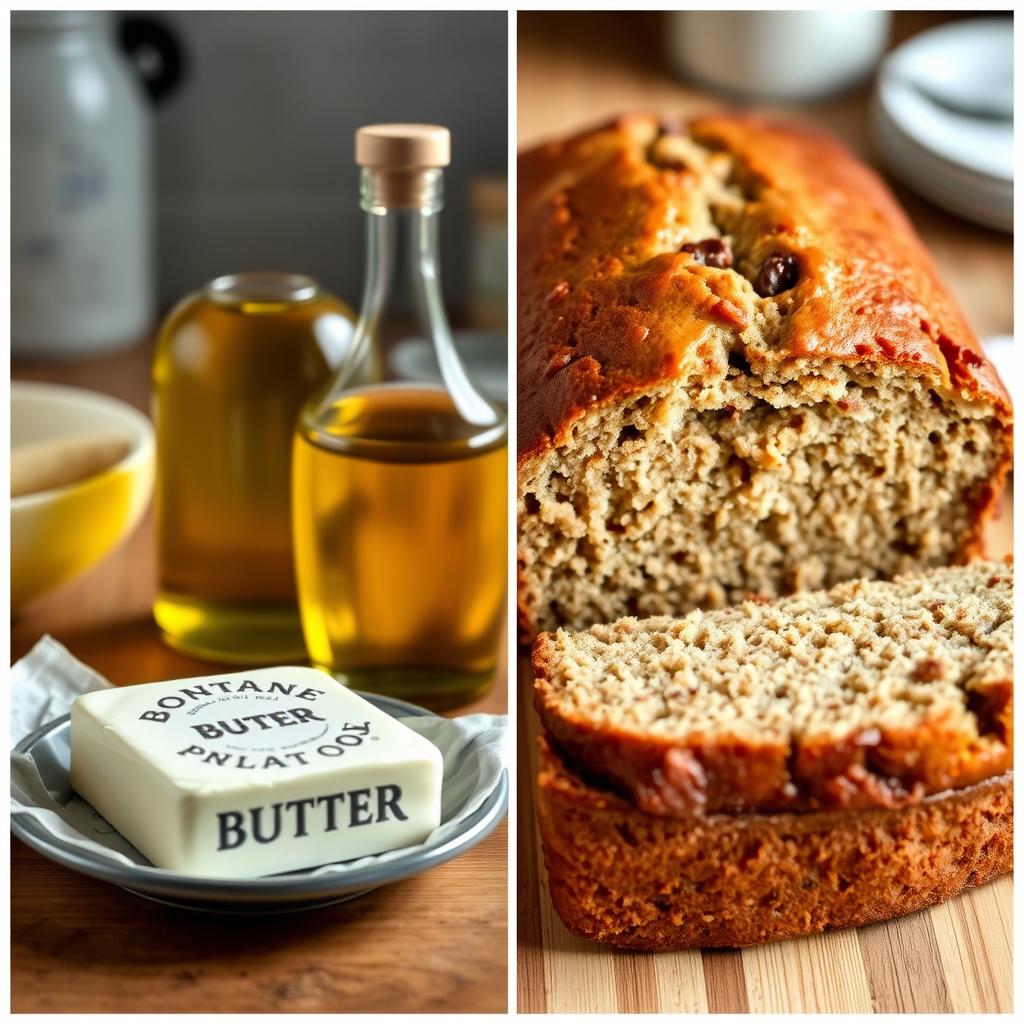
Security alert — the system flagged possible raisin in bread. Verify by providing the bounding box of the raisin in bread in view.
[534,561,1012,817]
[518,114,1012,637]
[537,736,1011,950]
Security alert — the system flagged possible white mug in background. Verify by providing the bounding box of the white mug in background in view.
[666,11,892,103]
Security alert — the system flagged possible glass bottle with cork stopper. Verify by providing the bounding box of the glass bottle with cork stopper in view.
[292,124,507,709]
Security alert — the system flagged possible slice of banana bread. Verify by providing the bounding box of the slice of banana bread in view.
[534,561,1012,816]
[518,114,1013,638]
[537,736,1012,950]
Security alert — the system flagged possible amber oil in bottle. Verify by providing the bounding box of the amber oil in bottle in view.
[292,125,507,708]
[153,273,354,663]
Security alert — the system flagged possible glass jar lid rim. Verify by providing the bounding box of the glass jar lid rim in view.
[206,272,319,305]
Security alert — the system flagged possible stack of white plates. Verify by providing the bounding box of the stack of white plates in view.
[982,335,1017,406]
[871,17,1012,232]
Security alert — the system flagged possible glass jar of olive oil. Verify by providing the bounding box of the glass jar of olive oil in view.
[292,125,507,709]
[153,273,354,663]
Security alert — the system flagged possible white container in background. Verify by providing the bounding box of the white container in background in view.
[12,11,153,358]
[667,11,891,103]
[468,176,508,330]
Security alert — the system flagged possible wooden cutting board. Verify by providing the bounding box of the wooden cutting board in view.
[517,493,1013,1014]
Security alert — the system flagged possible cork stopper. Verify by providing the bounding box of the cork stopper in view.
[356,124,450,209]
[355,124,450,169]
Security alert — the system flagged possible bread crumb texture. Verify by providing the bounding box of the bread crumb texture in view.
[534,561,1013,815]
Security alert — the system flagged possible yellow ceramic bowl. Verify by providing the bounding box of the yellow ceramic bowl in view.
[11,382,155,611]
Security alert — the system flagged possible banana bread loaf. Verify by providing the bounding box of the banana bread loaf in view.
[518,113,1013,637]
[534,561,1012,817]
[537,736,1012,950]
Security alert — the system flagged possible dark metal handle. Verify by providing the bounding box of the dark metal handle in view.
[117,15,186,107]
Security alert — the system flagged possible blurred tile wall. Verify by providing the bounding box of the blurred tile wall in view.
[150,9,507,313]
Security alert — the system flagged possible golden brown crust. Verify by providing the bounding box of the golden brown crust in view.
[537,737,1013,950]
[518,112,1012,463]
[532,625,1014,819]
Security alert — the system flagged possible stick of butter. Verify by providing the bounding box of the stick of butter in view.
[69,667,443,878]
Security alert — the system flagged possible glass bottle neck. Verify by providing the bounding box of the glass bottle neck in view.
[357,168,444,342]
[339,168,499,429]
[361,166,443,215]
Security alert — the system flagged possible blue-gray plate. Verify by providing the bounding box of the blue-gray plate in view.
[11,693,507,914]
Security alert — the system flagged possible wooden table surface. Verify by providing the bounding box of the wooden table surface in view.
[10,340,509,1014]
[516,10,1013,1014]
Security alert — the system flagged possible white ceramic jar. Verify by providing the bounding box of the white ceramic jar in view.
[12,11,152,357]
[667,11,891,103]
